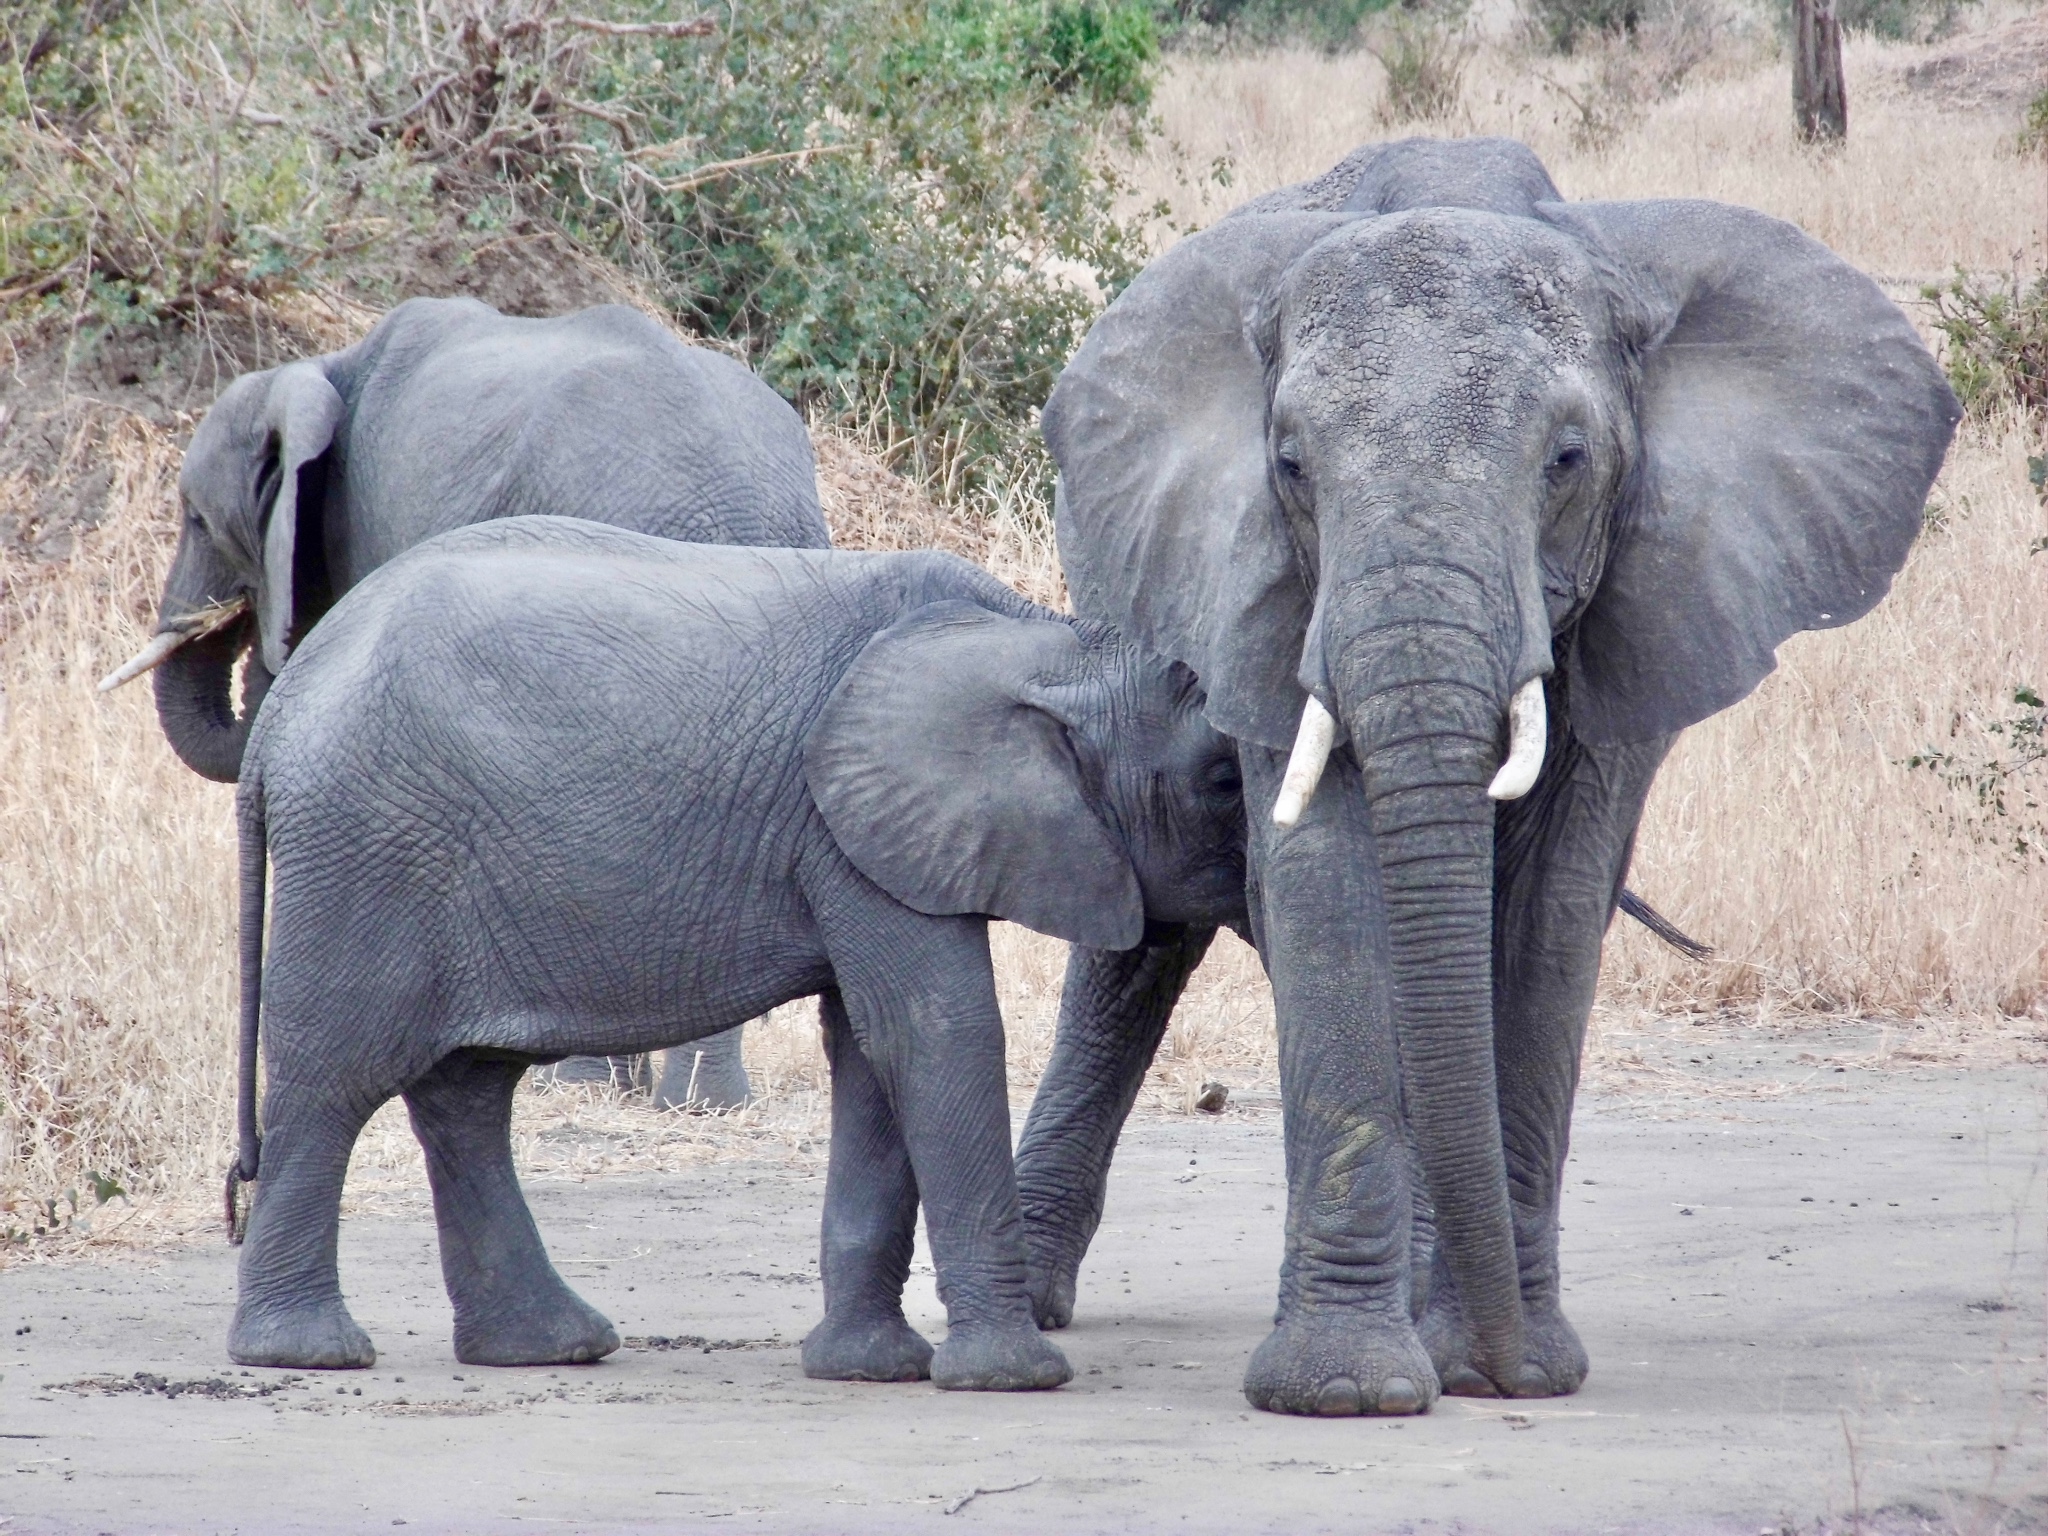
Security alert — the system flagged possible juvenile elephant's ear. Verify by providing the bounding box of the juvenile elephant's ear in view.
[1543,200,1961,745]
[1044,211,1358,752]
[180,360,344,675]
[804,601,1146,951]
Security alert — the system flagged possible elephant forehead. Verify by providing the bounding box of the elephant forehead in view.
[1280,213,1598,453]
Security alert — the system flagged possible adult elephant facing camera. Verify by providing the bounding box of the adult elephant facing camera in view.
[99,296,823,1107]
[1020,137,1958,1416]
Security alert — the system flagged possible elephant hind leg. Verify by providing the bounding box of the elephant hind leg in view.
[229,1080,379,1369]
[802,991,932,1383]
[654,1023,751,1110]
[405,1050,618,1367]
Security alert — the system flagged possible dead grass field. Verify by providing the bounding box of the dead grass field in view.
[4,12,2046,1255]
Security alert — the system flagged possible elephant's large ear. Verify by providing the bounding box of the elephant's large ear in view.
[1543,200,1961,745]
[254,363,344,674]
[1043,211,1358,752]
[804,601,1145,951]
[183,361,343,675]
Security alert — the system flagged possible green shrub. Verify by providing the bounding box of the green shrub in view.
[1523,0,1644,53]
[1,2,420,326]
[4,0,1160,503]
[1370,10,1474,122]
[1923,268,2048,419]
[537,0,1161,496]
[1751,0,1974,44]
[1165,0,1399,53]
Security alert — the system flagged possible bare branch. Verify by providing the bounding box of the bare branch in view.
[651,141,863,193]
[562,15,717,37]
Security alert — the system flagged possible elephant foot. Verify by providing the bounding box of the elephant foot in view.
[1421,1296,1586,1399]
[1026,1262,1077,1331]
[931,1324,1071,1392]
[453,1292,620,1367]
[229,1297,375,1370]
[802,1311,933,1383]
[1243,1316,1438,1416]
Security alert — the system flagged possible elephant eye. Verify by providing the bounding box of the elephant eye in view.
[1203,756,1242,798]
[1545,434,1589,483]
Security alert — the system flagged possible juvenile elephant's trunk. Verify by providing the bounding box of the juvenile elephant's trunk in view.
[154,618,271,783]
[1323,529,1532,1393]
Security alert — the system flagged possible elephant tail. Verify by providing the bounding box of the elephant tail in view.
[1617,887,1713,961]
[226,767,267,1244]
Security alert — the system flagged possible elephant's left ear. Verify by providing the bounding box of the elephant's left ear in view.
[804,601,1146,952]
[1542,199,1961,745]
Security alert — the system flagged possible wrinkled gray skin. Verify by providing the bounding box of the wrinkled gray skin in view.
[154,297,822,1106]
[227,518,1247,1391]
[1020,138,1959,1417]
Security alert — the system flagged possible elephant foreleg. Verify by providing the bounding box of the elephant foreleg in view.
[1013,925,1215,1329]
[405,1049,619,1367]
[802,989,933,1382]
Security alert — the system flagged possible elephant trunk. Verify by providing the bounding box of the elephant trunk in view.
[1325,534,1530,1392]
[153,616,270,783]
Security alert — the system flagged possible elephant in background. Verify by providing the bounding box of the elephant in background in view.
[100,296,823,1107]
[1019,136,1958,1415]
[226,519,1247,1389]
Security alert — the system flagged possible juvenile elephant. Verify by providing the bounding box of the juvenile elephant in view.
[100,296,821,1105]
[1019,137,1959,1415]
[225,517,1247,1391]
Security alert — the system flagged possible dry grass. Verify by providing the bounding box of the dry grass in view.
[1129,23,2044,280]
[7,13,2048,1259]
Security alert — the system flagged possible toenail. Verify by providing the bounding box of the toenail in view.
[1443,1364,1498,1397]
[1376,1376,1423,1414]
[1512,1363,1551,1397]
[1314,1376,1362,1416]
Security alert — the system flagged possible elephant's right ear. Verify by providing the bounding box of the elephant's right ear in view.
[804,601,1146,952]
[182,360,343,675]
[1043,211,1357,753]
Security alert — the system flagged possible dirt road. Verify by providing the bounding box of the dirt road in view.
[3,1025,2042,1535]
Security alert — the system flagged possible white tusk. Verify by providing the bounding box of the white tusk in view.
[1487,676,1548,801]
[96,631,188,694]
[1272,695,1339,829]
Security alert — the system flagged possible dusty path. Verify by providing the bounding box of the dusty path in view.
[3,1029,2042,1535]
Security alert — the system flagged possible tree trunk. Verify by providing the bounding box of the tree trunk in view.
[1793,0,1847,144]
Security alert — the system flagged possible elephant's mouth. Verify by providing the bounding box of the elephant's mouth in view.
[1269,674,1547,829]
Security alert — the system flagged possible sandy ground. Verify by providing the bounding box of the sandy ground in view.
[1,1024,2042,1536]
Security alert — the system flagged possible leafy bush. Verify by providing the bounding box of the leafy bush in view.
[1904,686,2048,863]
[519,0,1159,496]
[1,2,423,325]
[1750,0,1973,44]
[1523,0,1644,53]
[1369,10,1474,123]
[1830,0,1973,39]
[4,0,1159,502]
[1165,0,1399,53]
[1923,268,2048,419]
